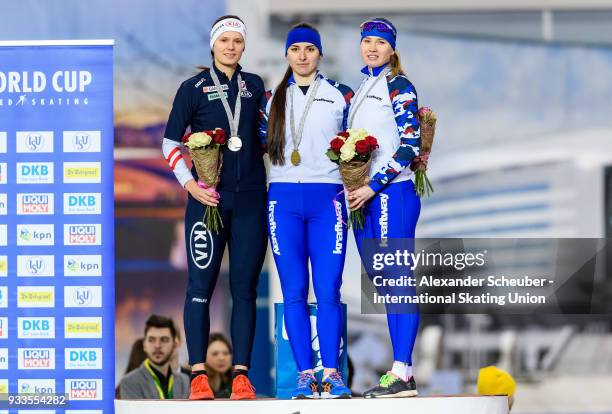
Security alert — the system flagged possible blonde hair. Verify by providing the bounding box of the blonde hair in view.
[389,51,405,78]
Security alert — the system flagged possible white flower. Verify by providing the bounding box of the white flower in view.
[340,142,356,161]
[346,128,368,144]
[185,132,212,149]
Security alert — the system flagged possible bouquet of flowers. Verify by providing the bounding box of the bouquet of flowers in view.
[326,128,379,229]
[182,128,227,233]
[414,107,438,197]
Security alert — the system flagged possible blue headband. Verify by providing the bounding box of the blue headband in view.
[361,20,397,49]
[285,27,323,56]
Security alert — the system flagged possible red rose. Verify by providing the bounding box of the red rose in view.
[181,132,192,143]
[213,128,226,145]
[366,135,379,150]
[355,139,370,155]
[337,131,349,138]
[330,137,345,153]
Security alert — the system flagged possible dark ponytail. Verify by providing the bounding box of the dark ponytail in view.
[267,66,292,165]
[267,22,319,166]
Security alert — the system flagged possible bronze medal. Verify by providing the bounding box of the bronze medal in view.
[291,149,301,166]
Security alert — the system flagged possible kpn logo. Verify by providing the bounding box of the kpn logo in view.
[64,255,102,277]
[18,379,56,394]
[16,131,54,153]
[17,224,54,246]
[66,379,103,400]
[65,348,102,370]
[0,348,7,369]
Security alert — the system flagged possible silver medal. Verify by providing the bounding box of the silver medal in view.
[228,136,242,152]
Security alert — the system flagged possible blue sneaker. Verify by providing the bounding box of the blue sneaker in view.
[321,372,351,399]
[292,372,319,399]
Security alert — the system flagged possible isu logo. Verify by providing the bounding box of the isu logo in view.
[17,193,53,215]
[64,224,101,245]
[18,348,55,369]
[27,134,43,151]
[16,131,54,153]
[190,222,213,269]
[66,379,102,400]
[63,131,101,152]
[27,257,45,275]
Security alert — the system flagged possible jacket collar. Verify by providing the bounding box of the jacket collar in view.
[288,70,324,86]
[211,62,242,82]
[361,63,389,77]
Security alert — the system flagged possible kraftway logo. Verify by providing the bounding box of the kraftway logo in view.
[190,221,213,270]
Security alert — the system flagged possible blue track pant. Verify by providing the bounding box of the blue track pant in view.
[354,180,421,364]
[268,183,347,372]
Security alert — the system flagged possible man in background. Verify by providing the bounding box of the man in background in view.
[119,314,190,399]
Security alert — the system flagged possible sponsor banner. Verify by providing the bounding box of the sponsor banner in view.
[0,163,6,184]
[16,224,54,246]
[0,317,7,338]
[64,255,102,277]
[64,224,101,245]
[65,379,103,400]
[0,132,6,152]
[0,287,7,308]
[63,162,101,184]
[64,286,102,308]
[17,255,54,277]
[0,256,6,277]
[63,131,101,152]
[18,348,55,370]
[17,379,56,394]
[63,193,101,215]
[64,317,102,339]
[18,317,55,339]
[16,162,54,184]
[0,379,7,393]
[0,225,6,246]
[16,131,54,153]
[66,411,104,414]
[0,193,6,215]
[16,193,54,215]
[17,286,54,308]
[65,348,103,370]
[0,348,7,369]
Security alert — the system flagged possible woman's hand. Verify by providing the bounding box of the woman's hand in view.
[410,155,428,172]
[185,180,219,207]
[347,185,375,210]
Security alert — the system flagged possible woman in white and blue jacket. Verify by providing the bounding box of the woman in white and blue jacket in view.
[347,17,426,399]
[260,23,354,400]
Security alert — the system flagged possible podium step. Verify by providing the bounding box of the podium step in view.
[115,395,508,414]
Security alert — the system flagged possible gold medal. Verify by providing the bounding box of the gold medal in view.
[291,149,301,166]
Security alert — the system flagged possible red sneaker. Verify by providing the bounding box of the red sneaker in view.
[189,374,214,400]
[230,374,256,400]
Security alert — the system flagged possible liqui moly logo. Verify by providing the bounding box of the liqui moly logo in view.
[18,348,55,369]
[65,379,103,400]
[63,131,101,152]
[17,255,54,277]
[0,317,7,338]
[17,193,54,215]
[16,131,54,153]
[64,224,101,245]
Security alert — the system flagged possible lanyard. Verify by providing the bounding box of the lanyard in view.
[210,67,243,137]
[144,359,174,399]
[347,66,391,129]
[288,77,321,152]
